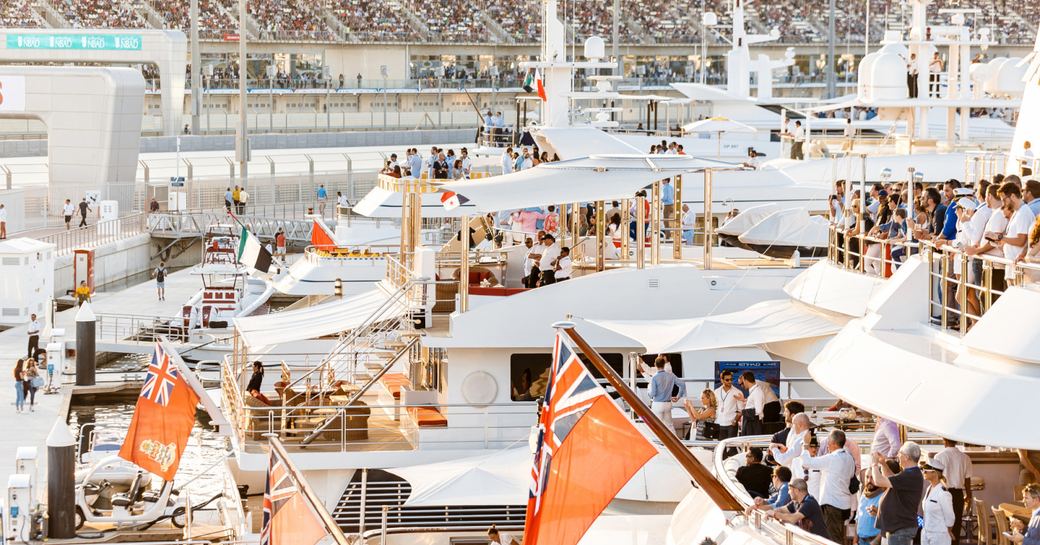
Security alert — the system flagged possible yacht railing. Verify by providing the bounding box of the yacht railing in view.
[963,152,1011,188]
[826,224,1040,334]
[826,224,919,278]
[36,212,148,256]
[220,376,536,454]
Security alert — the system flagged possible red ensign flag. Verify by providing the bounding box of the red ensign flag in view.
[522,333,658,545]
[311,219,337,248]
[118,343,199,481]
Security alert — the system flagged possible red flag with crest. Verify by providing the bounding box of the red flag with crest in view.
[118,342,199,481]
[522,333,658,545]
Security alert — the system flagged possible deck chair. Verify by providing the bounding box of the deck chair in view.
[976,498,993,545]
[992,505,1012,545]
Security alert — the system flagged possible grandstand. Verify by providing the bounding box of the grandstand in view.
[1,0,1036,44]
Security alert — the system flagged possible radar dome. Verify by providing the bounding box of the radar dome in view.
[868,49,910,101]
[991,57,1027,98]
[584,36,605,60]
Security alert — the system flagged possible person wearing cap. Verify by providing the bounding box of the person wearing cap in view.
[936,180,965,245]
[768,477,829,538]
[920,457,956,545]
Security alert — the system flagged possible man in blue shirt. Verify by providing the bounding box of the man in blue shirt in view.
[316,184,328,215]
[647,356,685,435]
[662,178,676,236]
[857,474,884,545]
[1010,483,1040,545]
[1024,179,1040,217]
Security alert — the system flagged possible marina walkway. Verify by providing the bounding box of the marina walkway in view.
[0,269,202,488]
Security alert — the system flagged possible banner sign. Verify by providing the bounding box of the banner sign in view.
[714,360,781,397]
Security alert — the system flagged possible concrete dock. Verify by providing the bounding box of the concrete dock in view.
[0,267,203,486]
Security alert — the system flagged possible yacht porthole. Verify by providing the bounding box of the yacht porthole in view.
[461,371,498,406]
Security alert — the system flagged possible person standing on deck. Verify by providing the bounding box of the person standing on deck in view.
[152,261,168,301]
[26,314,41,360]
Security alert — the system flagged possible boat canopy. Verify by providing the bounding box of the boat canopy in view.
[232,282,408,348]
[439,154,742,213]
[737,208,829,248]
[585,299,847,354]
[388,447,530,507]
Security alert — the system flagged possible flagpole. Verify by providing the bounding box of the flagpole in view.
[268,436,352,545]
[556,323,744,512]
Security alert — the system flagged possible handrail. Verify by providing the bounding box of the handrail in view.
[300,336,420,445]
[826,223,1040,333]
[36,212,147,256]
[279,278,418,404]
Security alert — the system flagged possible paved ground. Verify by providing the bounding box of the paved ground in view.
[0,268,203,492]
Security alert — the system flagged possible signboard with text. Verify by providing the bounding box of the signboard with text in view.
[0,76,26,113]
[714,360,781,397]
[5,34,143,51]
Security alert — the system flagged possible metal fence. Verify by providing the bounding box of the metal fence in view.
[36,212,148,256]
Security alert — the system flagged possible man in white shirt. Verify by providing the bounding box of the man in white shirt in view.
[460,149,472,177]
[538,234,561,285]
[933,438,973,545]
[739,372,780,436]
[998,182,1036,289]
[681,204,695,245]
[801,429,857,543]
[555,247,572,281]
[27,313,42,360]
[501,147,514,175]
[525,235,545,288]
[791,120,805,160]
[63,199,76,231]
[771,412,812,469]
[964,184,1009,315]
[713,370,744,439]
[336,192,351,210]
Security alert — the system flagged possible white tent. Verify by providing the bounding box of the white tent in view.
[585,299,847,353]
[388,447,530,507]
[438,154,742,213]
[717,203,780,237]
[737,208,829,248]
[232,282,408,348]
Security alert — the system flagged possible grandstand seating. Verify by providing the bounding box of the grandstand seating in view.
[2,0,1036,45]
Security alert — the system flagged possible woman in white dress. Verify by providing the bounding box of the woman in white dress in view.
[920,458,956,545]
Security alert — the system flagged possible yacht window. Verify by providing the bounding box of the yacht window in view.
[509,353,623,401]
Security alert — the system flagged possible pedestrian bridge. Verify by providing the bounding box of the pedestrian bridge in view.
[147,205,329,244]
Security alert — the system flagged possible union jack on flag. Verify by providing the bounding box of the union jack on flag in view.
[141,343,179,407]
[528,334,603,514]
[260,451,296,545]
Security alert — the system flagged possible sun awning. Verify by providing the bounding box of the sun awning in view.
[585,299,847,353]
[232,282,408,348]
[438,154,742,213]
[354,186,480,218]
[388,447,530,507]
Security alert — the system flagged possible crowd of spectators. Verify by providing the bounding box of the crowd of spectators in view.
[251,0,337,41]
[829,158,1040,324]
[329,0,420,42]
[0,0,43,28]
[61,0,147,29]
[151,0,236,39]
[14,0,1040,45]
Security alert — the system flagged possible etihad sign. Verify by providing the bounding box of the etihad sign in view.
[0,76,26,113]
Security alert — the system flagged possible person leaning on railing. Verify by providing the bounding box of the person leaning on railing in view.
[962,183,1007,311]
[997,182,1036,291]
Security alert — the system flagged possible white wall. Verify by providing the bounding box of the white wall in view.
[53,233,152,297]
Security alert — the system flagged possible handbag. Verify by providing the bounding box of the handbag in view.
[31,376,45,389]
[701,422,721,440]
